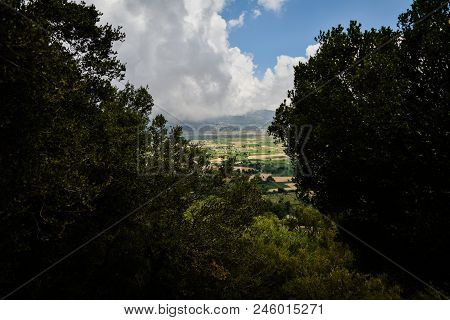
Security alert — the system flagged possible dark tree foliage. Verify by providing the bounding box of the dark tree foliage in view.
[0,0,196,298]
[269,0,449,296]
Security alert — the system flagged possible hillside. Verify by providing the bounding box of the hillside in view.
[179,109,275,131]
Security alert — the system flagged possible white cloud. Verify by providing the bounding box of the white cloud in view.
[228,12,245,29]
[306,43,320,58]
[257,0,287,12]
[84,0,312,121]
[252,8,262,18]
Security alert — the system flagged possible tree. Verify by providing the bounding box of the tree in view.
[0,0,190,298]
[165,178,399,299]
[236,213,399,299]
[269,0,449,296]
[219,156,236,177]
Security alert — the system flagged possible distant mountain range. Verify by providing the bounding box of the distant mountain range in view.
[177,109,275,131]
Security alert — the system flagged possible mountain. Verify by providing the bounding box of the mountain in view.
[178,110,275,131]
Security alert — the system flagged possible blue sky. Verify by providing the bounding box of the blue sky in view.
[222,0,413,77]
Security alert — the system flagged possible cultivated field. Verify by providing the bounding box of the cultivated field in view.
[193,131,296,193]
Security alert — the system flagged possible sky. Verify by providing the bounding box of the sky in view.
[86,0,413,121]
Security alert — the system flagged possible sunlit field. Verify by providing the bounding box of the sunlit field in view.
[192,131,296,192]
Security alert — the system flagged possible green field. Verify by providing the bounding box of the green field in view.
[192,131,293,177]
[263,192,300,205]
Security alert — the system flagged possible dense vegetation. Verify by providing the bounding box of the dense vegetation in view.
[269,0,449,298]
[0,0,446,299]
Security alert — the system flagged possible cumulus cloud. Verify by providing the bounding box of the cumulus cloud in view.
[84,0,312,121]
[306,43,320,58]
[228,12,245,29]
[257,0,287,12]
